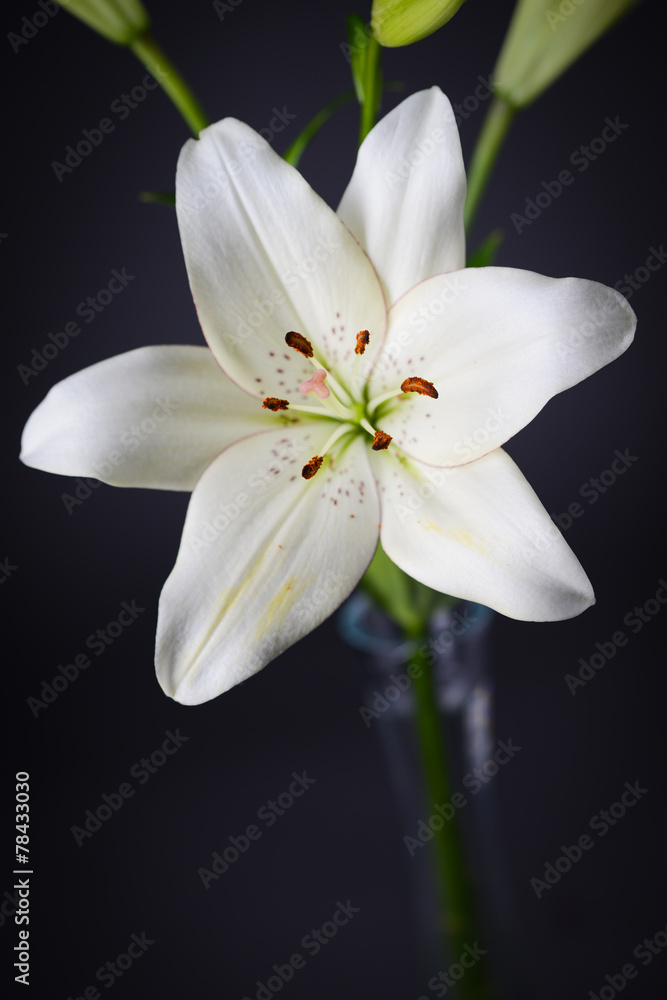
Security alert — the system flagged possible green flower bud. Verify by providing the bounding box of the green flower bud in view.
[58,0,150,46]
[494,0,639,108]
[371,0,467,47]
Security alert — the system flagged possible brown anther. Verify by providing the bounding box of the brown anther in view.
[355,329,370,355]
[285,330,314,358]
[372,430,392,451]
[301,455,324,480]
[401,376,438,399]
[262,397,290,411]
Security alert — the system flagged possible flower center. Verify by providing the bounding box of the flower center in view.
[261,330,437,479]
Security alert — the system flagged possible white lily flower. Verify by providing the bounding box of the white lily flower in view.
[20,88,636,705]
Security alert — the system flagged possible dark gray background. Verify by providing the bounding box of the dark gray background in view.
[2,0,666,997]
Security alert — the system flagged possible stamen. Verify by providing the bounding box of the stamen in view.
[300,423,355,481]
[401,376,438,399]
[367,387,401,410]
[285,330,314,358]
[372,430,392,451]
[355,330,370,355]
[262,397,290,411]
[302,456,323,480]
[299,369,330,399]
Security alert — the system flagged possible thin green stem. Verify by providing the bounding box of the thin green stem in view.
[139,191,176,206]
[409,636,494,1000]
[358,35,382,145]
[130,32,209,136]
[283,89,356,167]
[464,96,516,237]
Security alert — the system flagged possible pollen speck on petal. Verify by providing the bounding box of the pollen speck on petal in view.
[302,455,324,480]
[355,329,370,355]
[401,376,438,399]
[262,397,290,411]
[285,330,314,358]
[372,430,392,451]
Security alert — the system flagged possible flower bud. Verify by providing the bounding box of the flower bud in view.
[57,0,150,45]
[494,0,638,108]
[371,0,467,47]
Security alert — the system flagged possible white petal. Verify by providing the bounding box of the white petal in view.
[337,88,466,306]
[371,268,636,466]
[20,346,277,490]
[156,424,380,704]
[374,447,594,621]
[176,119,387,400]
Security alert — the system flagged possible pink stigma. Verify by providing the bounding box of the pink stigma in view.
[299,369,330,399]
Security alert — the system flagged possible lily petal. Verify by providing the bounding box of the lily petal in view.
[337,87,466,305]
[372,267,636,466]
[176,119,387,400]
[156,424,380,704]
[20,346,276,490]
[373,446,594,620]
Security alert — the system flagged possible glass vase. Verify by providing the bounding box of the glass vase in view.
[339,592,531,999]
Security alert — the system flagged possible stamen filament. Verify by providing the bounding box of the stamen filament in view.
[367,387,401,409]
[301,423,356,481]
[287,403,340,416]
[359,417,378,438]
[319,422,356,457]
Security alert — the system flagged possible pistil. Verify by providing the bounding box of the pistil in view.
[284,330,354,410]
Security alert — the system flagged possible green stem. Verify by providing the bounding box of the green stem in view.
[464,96,516,237]
[130,32,209,136]
[283,89,356,168]
[409,636,494,999]
[358,35,382,145]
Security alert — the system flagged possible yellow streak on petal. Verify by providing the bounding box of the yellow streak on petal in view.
[417,518,443,534]
[443,525,492,559]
